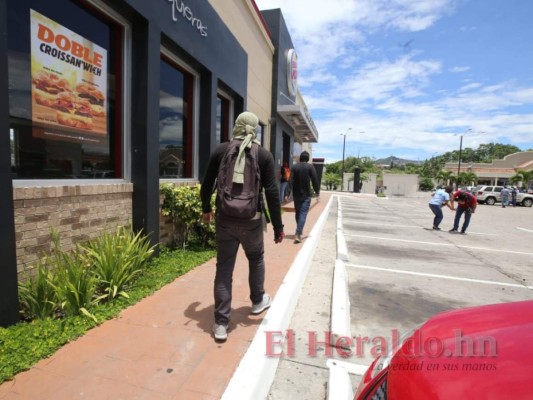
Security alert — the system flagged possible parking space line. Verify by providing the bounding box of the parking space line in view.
[343,221,424,229]
[342,221,498,235]
[344,233,533,255]
[346,263,533,290]
[517,227,533,233]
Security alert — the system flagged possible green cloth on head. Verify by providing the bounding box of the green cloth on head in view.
[232,112,261,184]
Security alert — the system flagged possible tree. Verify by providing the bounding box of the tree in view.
[509,173,523,186]
[511,170,533,189]
[457,172,478,186]
[323,172,341,190]
[436,169,454,186]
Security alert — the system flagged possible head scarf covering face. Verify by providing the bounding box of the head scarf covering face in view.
[231,112,261,184]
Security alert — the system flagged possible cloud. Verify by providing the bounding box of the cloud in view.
[254,0,533,161]
[449,66,471,73]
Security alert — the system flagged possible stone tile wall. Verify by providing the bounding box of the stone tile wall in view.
[13,184,133,278]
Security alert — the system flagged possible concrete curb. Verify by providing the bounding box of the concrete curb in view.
[221,196,334,400]
[331,196,352,347]
[330,259,351,347]
[326,359,356,400]
[328,196,357,400]
[337,199,349,261]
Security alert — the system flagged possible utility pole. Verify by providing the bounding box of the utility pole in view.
[340,128,351,190]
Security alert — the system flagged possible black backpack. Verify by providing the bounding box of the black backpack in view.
[217,140,261,220]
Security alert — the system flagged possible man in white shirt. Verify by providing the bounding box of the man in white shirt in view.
[428,185,455,230]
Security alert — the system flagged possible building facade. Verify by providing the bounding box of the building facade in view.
[444,151,533,187]
[0,0,318,326]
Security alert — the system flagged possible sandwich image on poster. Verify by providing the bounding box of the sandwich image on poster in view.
[30,9,107,138]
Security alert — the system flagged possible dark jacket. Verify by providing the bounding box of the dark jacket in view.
[280,166,290,183]
[291,162,319,200]
[200,141,282,228]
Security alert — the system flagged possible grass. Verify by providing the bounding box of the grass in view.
[0,245,215,384]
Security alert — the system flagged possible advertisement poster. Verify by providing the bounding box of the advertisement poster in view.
[30,9,107,140]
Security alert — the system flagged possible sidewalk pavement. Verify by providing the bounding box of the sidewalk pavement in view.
[0,195,329,400]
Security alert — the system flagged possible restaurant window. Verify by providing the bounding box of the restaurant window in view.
[159,55,195,179]
[216,92,232,145]
[7,0,124,180]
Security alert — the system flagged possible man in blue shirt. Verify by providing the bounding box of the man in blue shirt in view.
[428,185,455,230]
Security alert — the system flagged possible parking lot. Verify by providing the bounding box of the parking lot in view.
[341,195,533,368]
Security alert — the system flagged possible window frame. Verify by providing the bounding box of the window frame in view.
[159,46,200,182]
[11,0,132,187]
[216,89,233,144]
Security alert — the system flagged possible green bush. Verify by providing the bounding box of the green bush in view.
[2,246,215,384]
[84,227,155,300]
[53,246,100,321]
[18,261,58,320]
[160,183,216,248]
[419,177,434,191]
[18,227,156,321]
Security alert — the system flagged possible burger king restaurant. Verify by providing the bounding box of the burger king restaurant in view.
[0,0,318,326]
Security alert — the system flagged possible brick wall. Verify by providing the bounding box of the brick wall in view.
[13,184,133,278]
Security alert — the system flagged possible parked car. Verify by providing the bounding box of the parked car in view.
[354,300,533,400]
[476,185,533,207]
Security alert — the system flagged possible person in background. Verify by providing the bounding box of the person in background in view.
[280,162,290,203]
[200,111,284,342]
[290,151,319,243]
[449,190,477,234]
[501,186,510,208]
[511,186,518,207]
[428,185,455,230]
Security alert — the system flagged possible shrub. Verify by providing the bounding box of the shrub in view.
[18,261,58,320]
[2,246,215,384]
[18,227,156,321]
[419,177,434,191]
[84,227,156,300]
[160,183,216,248]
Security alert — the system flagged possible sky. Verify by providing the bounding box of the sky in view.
[254,0,533,163]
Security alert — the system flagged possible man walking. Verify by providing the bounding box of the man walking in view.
[449,190,477,234]
[428,185,455,230]
[200,111,285,342]
[291,151,319,243]
[280,162,291,203]
[501,186,510,208]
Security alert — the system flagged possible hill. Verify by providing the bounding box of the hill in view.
[374,156,423,167]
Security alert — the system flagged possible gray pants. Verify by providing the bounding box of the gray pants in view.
[214,216,265,325]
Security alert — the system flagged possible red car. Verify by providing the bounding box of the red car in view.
[354,300,533,399]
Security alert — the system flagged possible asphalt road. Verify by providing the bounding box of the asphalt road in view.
[342,195,533,373]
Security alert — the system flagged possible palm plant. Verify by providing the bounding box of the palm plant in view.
[458,172,478,187]
[436,169,454,186]
[84,227,155,300]
[509,170,533,189]
[18,261,59,320]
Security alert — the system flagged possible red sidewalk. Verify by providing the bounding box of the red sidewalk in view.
[0,195,327,400]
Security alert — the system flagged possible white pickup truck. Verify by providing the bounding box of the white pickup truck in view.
[476,185,533,207]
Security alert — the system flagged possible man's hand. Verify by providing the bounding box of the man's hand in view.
[274,225,285,243]
[201,212,214,225]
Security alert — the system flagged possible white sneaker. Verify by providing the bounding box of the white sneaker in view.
[251,294,272,315]
[212,323,228,341]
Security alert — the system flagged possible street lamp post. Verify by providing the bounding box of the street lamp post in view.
[457,128,472,187]
[340,128,352,190]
